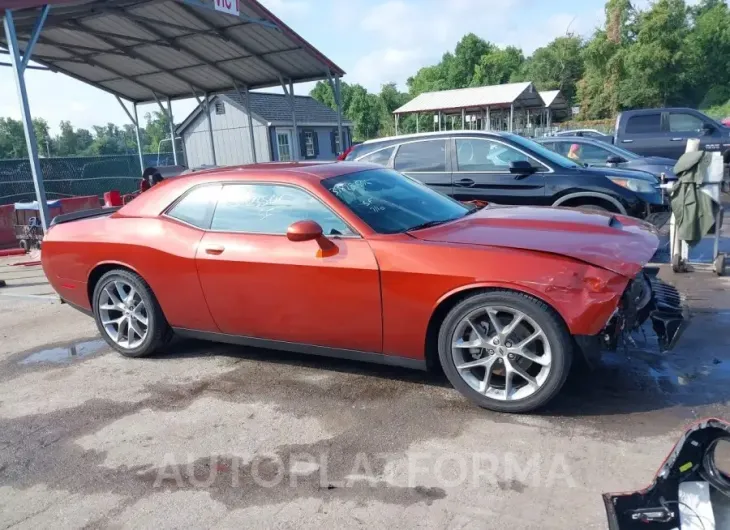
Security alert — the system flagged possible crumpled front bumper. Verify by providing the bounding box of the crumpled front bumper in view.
[576,269,688,366]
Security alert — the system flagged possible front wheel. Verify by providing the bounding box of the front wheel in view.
[92,269,170,357]
[438,291,572,413]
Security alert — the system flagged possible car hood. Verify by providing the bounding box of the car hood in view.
[411,206,660,277]
[622,157,677,177]
[580,165,658,182]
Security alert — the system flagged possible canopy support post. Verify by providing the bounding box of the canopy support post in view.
[132,103,144,171]
[485,107,490,131]
[461,108,465,130]
[334,74,344,154]
[281,78,300,161]
[416,114,419,133]
[3,7,51,229]
[509,104,514,132]
[166,97,178,165]
[234,82,257,163]
[203,93,217,166]
[438,111,442,132]
[395,113,399,136]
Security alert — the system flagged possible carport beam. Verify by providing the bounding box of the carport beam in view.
[166,97,178,166]
[334,74,344,154]
[132,103,144,171]
[3,7,51,230]
[204,94,218,166]
[242,85,258,163]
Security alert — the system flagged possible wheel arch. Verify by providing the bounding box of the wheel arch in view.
[424,283,571,372]
[552,192,627,215]
[87,261,143,308]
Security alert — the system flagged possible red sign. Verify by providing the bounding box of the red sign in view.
[214,0,239,16]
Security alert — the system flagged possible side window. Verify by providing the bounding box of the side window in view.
[625,114,661,134]
[577,144,612,164]
[394,140,446,172]
[210,184,355,236]
[166,185,220,229]
[669,113,704,133]
[455,138,542,171]
[552,142,572,157]
[358,146,395,166]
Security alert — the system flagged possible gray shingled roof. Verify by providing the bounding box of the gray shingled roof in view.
[225,92,350,124]
[177,91,350,134]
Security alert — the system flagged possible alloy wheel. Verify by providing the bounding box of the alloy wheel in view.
[98,279,149,349]
[450,305,552,401]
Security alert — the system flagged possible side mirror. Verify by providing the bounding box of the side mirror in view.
[287,220,323,242]
[702,123,715,136]
[509,160,537,175]
[606,155,625,165]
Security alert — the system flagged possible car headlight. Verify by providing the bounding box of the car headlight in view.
[607,176,657,193]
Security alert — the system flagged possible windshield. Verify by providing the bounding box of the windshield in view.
[504,133,581,169]
[604,143,641,160]
[322,168,469,234]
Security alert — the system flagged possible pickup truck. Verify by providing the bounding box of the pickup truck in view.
[614,107,730,159]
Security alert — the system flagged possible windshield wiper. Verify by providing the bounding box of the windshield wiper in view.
[405,219,449,232]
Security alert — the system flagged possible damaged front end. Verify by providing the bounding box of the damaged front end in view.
[602,268,688,352]
[577,268,688,366]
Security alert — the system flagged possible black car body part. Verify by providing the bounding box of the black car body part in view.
[346,131,667,223]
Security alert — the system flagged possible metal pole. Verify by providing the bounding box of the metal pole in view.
[334,74,344,154]
[438,111,442,132]
[4,8,51,229]
[486,107,490,131]
[244,86,257,163]
[509,104,514,132]
[416,114,419,133]
[461,108,466,130]
[166,97,178,165]
[395,113,399,136]
[132,103,144,171]
[288,80,300,161]
[204,93,217,166]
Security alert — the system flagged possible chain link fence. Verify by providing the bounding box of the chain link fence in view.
[0,153,184,205]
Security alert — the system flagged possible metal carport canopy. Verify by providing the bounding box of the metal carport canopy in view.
[2,0,347,231]
[1,0,345,103]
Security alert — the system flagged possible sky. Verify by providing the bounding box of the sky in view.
[0,0,675,134]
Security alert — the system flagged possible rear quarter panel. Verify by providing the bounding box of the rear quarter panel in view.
[369,236,629,359]
[42,215,218,332]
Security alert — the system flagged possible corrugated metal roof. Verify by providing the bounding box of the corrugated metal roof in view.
[1,0,345,103]
[393,82,545,114]
[176,92,352,133]
[539,90,570,119]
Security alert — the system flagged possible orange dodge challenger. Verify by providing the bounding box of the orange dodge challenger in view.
[41,162,685,413]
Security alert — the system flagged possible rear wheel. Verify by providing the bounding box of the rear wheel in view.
[438,291,572,413]
[92,269,170,358]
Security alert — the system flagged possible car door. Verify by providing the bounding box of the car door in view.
[666,110,726,158]
[195,182,383,353]
[619,112,666,158]
[450,137,548,205]
[392,138,452,196]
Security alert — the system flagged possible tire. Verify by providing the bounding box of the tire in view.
[92,269,170,358]
[437,290,572,413]
[18,239,28,252]
[573,204,611,214]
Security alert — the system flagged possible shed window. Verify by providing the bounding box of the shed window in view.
[304,131,316,157]
[214,102,225,115]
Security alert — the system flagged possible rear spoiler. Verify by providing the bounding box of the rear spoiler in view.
[49,207,121,227]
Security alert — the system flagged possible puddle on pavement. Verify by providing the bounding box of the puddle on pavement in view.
[20,339,108,365]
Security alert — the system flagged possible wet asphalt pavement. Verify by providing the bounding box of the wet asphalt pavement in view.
[0,256,729,529]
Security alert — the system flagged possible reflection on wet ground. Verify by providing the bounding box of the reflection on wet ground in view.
[20,339,108,365]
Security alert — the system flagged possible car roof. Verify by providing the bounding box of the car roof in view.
[118,161,380,218]
[537,136,603,144]
[361,130,510,145]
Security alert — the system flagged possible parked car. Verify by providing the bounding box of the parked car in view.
[614,107,730,159]
[41,162,684,413]
[535,136,677,181]
[345,131,666,220]
[552,129,612,142]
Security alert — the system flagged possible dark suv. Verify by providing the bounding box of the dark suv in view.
[345,131,666,220]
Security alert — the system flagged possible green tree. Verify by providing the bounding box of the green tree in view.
[516,37,583,104]
[0,117,27,159]
[472,46,524,87]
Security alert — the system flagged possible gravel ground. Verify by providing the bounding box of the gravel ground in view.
[1,254,729,529]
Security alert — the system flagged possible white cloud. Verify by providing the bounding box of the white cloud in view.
[351,48,427,91]
[258,0,310,16]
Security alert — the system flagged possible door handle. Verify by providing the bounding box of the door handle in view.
[204,245,225,255]
[621,140,634,143]
[455,178,475,187]
[670,138,684,142]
